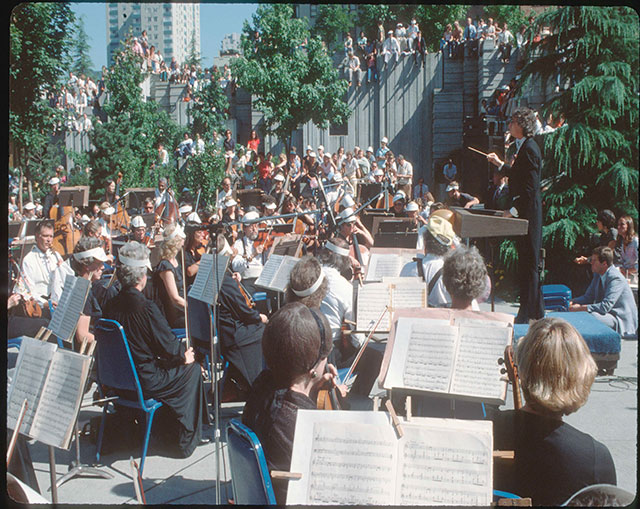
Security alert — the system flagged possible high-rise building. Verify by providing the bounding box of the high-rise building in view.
[213,33,241,68]
[107,3,200,66]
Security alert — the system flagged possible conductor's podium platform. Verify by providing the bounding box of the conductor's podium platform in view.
[513,311,621,375]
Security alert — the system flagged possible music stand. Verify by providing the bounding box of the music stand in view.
[125,188,155,212]
[374,232,419,248]
[358,182,382,203]
[236,189,264,210]
[58,187,89,208]
[9,221,23,239]
[141,213,157,228]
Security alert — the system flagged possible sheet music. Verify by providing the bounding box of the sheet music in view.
[287,411,396,505]
[271,256,299,293]
[453,317,510,328]
[254,254,282,289]
[30,349,91,449]
[450,325,511,402]
[365,254,404,281]
[356,283,391,331]
[397,418,493,506]
[188,254,212,301]
[7,337,57,435]
[189,254,229,305]
[391,282,427,310]
[384,318,458,392]
[49,275,91,343]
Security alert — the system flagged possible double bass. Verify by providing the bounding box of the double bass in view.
[155,185,179,225]
[50,189,81,259]
[109,172,130,235]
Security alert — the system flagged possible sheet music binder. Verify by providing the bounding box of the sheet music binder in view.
[48,275,92,344]
[7,337,92,450]
[254,254,299,293]
[187,253,229,305]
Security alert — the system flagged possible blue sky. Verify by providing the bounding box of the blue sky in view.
[70,2,258,69]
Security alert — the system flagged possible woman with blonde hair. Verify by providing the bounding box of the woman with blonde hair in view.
[493,317,616,505]
[153,222,186,328]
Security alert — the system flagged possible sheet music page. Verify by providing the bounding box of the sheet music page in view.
[30,349,91,449]
[255,254,282,289]
[450,325,512,403]
[365,254,403,281]
[7,337,57,436]
[287,410,396,505]
[384,318,458,393]
[453,317,510,328]
[188,253,212,302]
[49,275,90,343]
[48,275,73,338]
[270,255,299,293]
[397,418,493,505]
[356,282,391,331]
[391,282,427,310]
[202,254,229,305]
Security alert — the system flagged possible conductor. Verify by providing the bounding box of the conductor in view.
[487,107,544,324]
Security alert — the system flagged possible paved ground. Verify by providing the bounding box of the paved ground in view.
[8,299,637,504]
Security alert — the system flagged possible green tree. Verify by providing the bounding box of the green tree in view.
[356,4,392,42]
[10,3,75,206]
[312,5,354,52]
[189,68,229,136]
[232,4,351,154]
[80,45,181,194]
[482,5,533,33]
[519,6,639,285]
[413,5,471,52]
[179,144,226,207]
[71,15,93,77]
[185,30,201,68]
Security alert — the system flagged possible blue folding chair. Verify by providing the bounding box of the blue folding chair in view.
[227,419,276,505]
[493,489,522,501]
[94,319,163,475]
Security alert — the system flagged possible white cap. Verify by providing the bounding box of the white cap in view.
[273,173,285,182]
[49,177,60,185]
[388,30,393,34]
[264,201,277,210]
[102,206,115,216]
[24,202,36,210]
[405,201,419,212]
[317,145,324,151]
[73,246,109,262]
[341,194,355,208]
[164,224,186,240]
[306,144,312,151]
[187,212,201,223]
[393,192,406,203]
[131,215,146,228]
[446,183,460,192]
[242,210,260,223]
[323,152,331,159]
[80,214,91,223]
[36,204,43,211]
[309,151,317,158]
[367,146,374,152]
[339,207,357,223]
[373,168,384,176]
[381,136,388,144]
[224,198,237,208]
[397,23,403,26]
[179,204,193,214]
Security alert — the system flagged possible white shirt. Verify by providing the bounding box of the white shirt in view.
[397,160,413,184]
[400,253,450,307]
[154,188,167,208]
[498,30,513,45]
[382,37,401,55]
[320,266,354,343]
[216,189,232,211]
[344,158,358,178]
[17,245,63,304]
[231,236,264,279]
[48,258,75,304]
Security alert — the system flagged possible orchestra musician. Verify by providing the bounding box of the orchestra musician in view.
[42,177,61,219]
[260,196,281,223]
[103,179,119,205]
[336,207,374,249]
[183,215,208,287]
[269,172,287,206]
[391,191,407,217]
[492,318,616,505]
[103,240,209,458]
[242,302,337,504]
[154,177,169,209]
[153,223,187,329]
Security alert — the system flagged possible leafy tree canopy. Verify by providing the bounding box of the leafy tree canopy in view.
[70,15,93,77]
[232,4,351,150]
[482,5,534,34]
[312,5,354,52]
[185,30,201,68]
[190,68,229,137]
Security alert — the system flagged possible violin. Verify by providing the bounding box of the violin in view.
[21,295,43,318]
[499,345,522,410]
[233,272,255,308]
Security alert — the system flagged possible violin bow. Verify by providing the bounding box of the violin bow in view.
[340,305,388,386]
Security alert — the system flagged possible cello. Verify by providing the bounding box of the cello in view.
[109,172,130,235]
[155,185,180,225]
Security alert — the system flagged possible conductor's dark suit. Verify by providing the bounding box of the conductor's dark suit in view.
[500,137,544,323]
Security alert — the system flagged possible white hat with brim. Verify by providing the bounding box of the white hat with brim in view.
[562,484,635,507]
[273,173,285,182]
[405,201,419,212]
[49,177,60,185]
[309,151,317,158]
[373,169,384,176]
[73,246,109,263]
[187,212,201,223]
[339,207,357,223]
[445,183,459,192]
[264,202,277,210]
[81,214,91,223]
[426,216,455,246]
[225,198,237,208]
[102,206,115,216]
[306,145,313,151]
[393,193,406,203]
[367,146,374,153]
[24,202,36,210]
[242,210,260,223]
[341,195,355,208]
[317,145,324,151]
[131,216,146,228]
[381,137,389,144]
[179,204,193,214]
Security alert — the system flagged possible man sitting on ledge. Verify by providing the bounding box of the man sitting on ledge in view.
[569,246,637,338]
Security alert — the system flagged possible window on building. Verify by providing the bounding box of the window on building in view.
[310,5,317,17]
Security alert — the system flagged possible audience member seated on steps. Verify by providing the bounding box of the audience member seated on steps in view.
[242,303,337,504]
[492,318,616,505]
[569,246,637,338]
[445,181,480,209]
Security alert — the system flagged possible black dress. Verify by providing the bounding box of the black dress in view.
[499,137,545,323]
[217,273,265,387]
[492,409,616,505]
[103,286,206,458]
[242,369,316,504]
[153,258,185,329]
[183,248,200,288]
